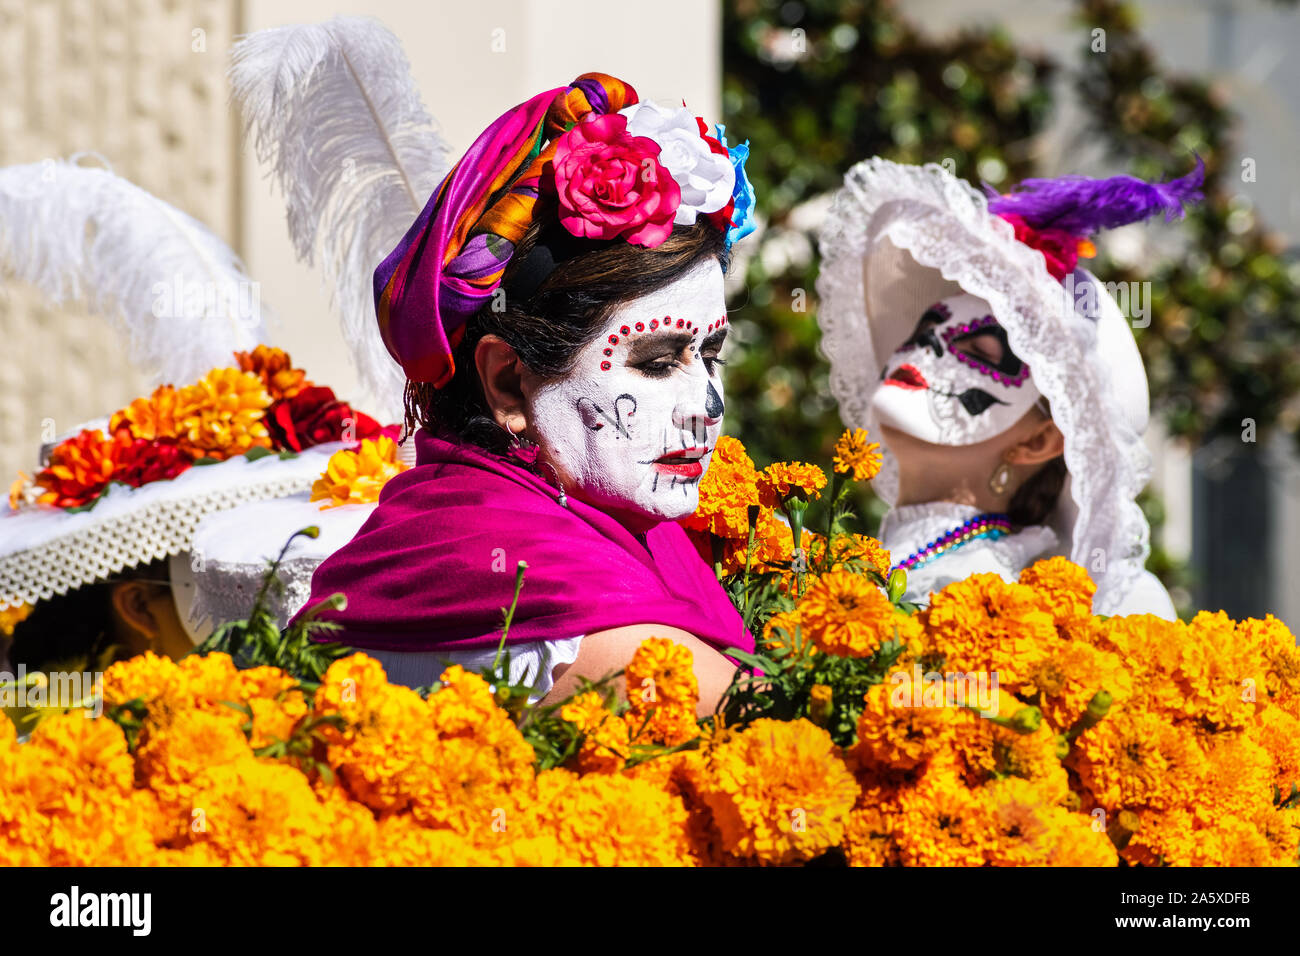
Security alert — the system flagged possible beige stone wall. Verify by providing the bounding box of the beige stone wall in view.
[0,0,238,478]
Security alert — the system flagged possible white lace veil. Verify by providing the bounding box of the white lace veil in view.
[815,158,1155,615]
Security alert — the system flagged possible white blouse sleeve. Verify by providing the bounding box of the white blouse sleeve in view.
[365,636,584,704]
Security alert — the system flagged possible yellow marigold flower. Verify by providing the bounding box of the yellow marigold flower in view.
[0,602,32,638]
[102,650,182,709]
[808,532,892,578]
[1019,556,1096,628]
[920,573,1062,693]
[844,785,903,867]
[561,691,628,774]
[1067,705,1210,814]
[625,637,699,713]
[522,767,696,866]
[698,717,859,865]
[853,674,958,772]
[681,434,762,539]
[758,460,827,506]
[311,435,408,508]
[890,756,997,866]
[797,569,916,658]
[375,814,495,866]
[235,345,311,401]
[312,653,442,815]
[173,367,272,460]
[186,755,337,865]
[109,384,183,441]
[982,776,1117,867]
[625,637,698,708]
[832,427,882,482]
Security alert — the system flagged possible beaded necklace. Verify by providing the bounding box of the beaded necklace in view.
[893,512,1012,572]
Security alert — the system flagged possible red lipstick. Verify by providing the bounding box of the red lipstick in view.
[885,364,928,390]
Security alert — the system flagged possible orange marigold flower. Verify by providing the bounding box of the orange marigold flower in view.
[521,767,696,866]
[832,427,883,482]
[33,429,118,508]
[561,691,628,774]
[173,367,272,460]
[109,384,183,441]
[624,637,701,747]
[920,573,1062,693]
[310,435,408,508]
[235,345,312,401]
[808,532,892,578]
[697,717,860,865]
[853,674,958,772]
[1019,556,1096,628]
[682,434,761,539]
[758,460,827,506]
[797,569,917,658]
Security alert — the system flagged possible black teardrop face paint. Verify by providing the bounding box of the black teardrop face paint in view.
[954,387,1009,416]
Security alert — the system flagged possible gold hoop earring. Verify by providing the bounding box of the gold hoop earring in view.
[988,460,1013,496]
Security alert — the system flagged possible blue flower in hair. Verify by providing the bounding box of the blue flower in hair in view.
[716,124,756,250]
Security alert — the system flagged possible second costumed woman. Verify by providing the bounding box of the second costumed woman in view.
[296,73,759,713]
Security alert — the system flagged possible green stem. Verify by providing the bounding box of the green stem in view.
[494,561,529,672]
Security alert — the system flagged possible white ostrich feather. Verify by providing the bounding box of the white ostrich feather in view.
[229,15,452,422]
[0,156,266,385]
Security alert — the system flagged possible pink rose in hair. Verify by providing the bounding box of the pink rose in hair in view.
[551,113,681,247]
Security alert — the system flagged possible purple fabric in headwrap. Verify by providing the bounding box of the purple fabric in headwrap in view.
[294,428,755,660]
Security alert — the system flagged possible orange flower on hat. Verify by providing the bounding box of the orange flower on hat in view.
[310,435,408,508]
[33,429,118,508]
[235,345,312,401]
[109,384,183,442]
[173,367,273,460]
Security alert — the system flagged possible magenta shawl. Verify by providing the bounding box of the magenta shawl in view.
[297,428,753,659]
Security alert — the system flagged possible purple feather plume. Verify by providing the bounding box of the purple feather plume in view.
[985,157,1204,236]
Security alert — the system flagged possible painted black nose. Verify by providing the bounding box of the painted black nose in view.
[705,380,724,419]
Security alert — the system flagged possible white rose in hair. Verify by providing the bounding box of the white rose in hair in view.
[619,101,735,226]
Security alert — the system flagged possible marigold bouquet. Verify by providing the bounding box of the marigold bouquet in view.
[2,430,1297,867]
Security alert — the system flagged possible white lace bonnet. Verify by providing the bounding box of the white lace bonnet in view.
[815,157,1199,614]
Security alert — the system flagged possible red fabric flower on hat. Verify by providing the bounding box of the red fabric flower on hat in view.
[111,432,191,487]
[551,112,681,247]
[266,385,383,452]
[994,212,1091,282]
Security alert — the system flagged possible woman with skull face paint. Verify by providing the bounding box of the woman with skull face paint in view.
[817,157,1204,618]
[295,74,759,715]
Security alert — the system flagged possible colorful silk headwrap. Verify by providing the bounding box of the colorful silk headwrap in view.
[373,74,638,388]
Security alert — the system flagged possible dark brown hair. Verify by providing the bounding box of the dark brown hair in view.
[402,218,729,457]
[1007,400,1067,528]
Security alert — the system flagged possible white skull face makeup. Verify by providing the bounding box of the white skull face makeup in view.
[870,292,1042,446]
[527,259,728,523]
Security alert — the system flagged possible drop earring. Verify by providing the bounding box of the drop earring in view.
[988,459,1013,496]
[503,419,538,453]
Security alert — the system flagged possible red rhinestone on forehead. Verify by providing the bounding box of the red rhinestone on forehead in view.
[608,334,619,345]
[634,322,644,331]
[649,319,659,330]
[676,318,684,328]
[620,325,630,336]
[602,347,613,356]
[600,360,611,371]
